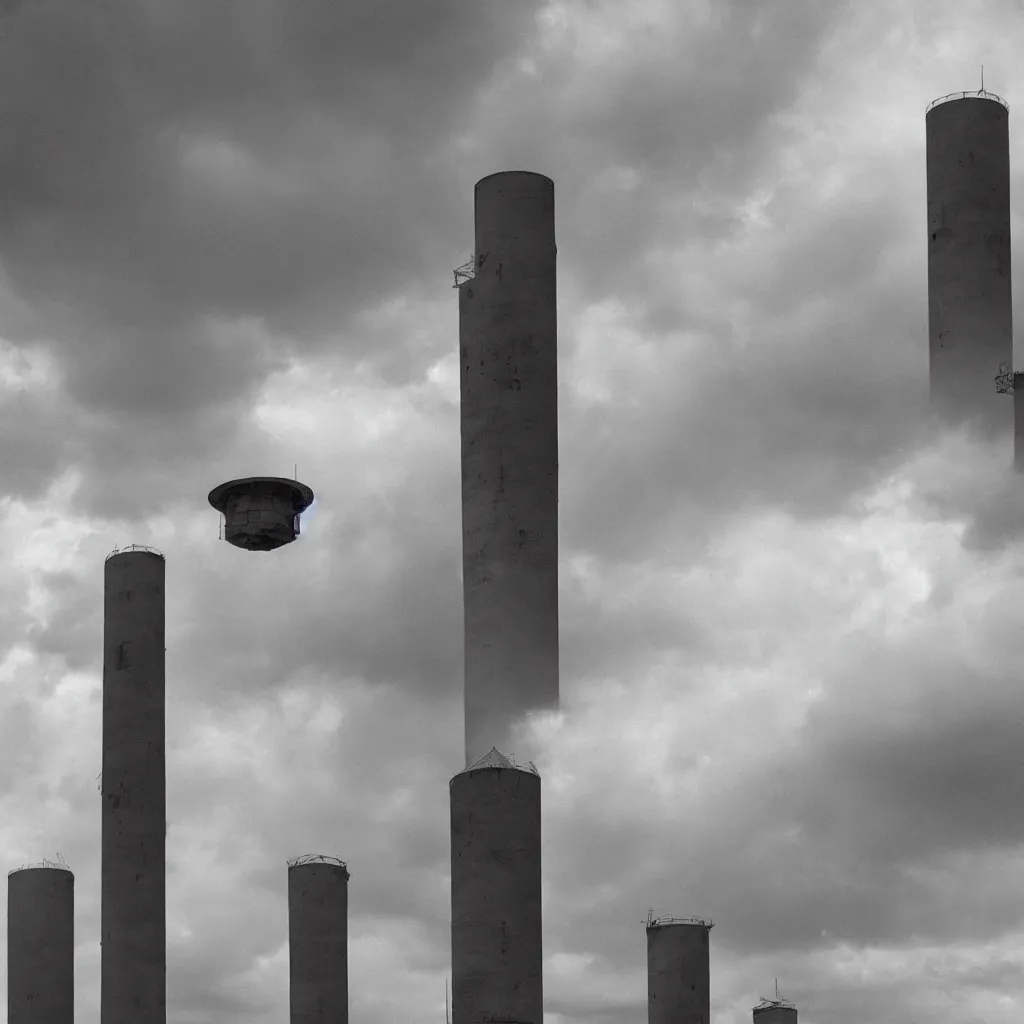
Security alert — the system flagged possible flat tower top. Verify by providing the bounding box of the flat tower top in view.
[476,170,554,188]
[105,543,165,562]
[926,88,1009,113]
[646,914,714,929]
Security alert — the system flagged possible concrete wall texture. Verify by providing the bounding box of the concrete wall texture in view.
[647,923,711,1024]
[1014,372,1024,470]
[926,95,1012,435]
[753,1006,798,1024]
[288,861,349,1024]
[102,549,166,1024]
[450,764,542,1024]
[8,867,74,1024]
[459,170,559,768]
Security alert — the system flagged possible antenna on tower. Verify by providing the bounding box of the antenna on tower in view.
[294,463,297,480]
[776,979,779,1000]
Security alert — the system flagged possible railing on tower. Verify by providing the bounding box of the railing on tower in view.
[452,256,476,288]
[926,88,1009,113]
[995,362,1016,394]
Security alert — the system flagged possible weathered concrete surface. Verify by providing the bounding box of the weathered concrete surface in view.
[459,170,559,767]
[753,1005,798,1024]
[102,549,166,1024]
[1014,372,1024,471]
[451,756,542,1024]
[8,867,74,1024]
[289,861,349,1024]
[647,921,712,1024]
[927,95,1012,436]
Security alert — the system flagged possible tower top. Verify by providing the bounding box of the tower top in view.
[105,543,164,562]
[926,88,1009,114]
[286,853,349,872]
[453,747,540,778]
[645,910,714,929]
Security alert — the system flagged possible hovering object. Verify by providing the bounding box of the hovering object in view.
[207,476,315,551]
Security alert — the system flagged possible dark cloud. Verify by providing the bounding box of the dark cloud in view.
[0,0,538,394]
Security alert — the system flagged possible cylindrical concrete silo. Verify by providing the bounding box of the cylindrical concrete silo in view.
[288,854,349,1024]
[102,545,166,1024]
[451,750,542,1024]
[926,89,1012,435]
[8,863,74,1024]
[753,999,798,1024]
[647,916,713,1024]
[458,170,559,767]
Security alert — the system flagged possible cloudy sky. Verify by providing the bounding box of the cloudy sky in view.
[1,0,1024,1022]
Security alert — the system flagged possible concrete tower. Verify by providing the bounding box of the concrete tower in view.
[450,750,542,1024]
[8,862,74,1024]
[753,999,798,1024]
[288,854,349,1024]
[926,88,1012,436]
[647,916,713,1024]
[102,545,166,1024]
[458,170,559,766]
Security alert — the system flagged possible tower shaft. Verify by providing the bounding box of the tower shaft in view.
[450,763,542,1024]
[926,94,1012,435]
[102,549,166,1024]
[647,921,712,1024]
[288,860,349,1024]
[8,867,74,1024]
[459,171,559,767]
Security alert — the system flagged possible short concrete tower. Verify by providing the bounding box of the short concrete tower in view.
[458,170,559,766]
[8,862,74,1024]
[926,89,1012,435]
[450,750,542,1024]
[753,999,797,1024]
[288,855,349,1024]
[102,545,166,1024]
[647,915,713,1024]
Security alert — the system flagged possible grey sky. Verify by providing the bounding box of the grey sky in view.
[1,1,1023,1022]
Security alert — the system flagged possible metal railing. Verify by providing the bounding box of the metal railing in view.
[926,88,1009,113]
[287,853,349,870]
[645,909,714,929]
[452,256,476,288]
[995,362,1017,394]
[105,542,164,561]
[464,747,539,774]
[9,853,72,876]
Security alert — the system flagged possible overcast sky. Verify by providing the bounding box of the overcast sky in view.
[1,1,1024,1022]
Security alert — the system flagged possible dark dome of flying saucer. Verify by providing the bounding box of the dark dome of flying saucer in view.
[208,476,315,551]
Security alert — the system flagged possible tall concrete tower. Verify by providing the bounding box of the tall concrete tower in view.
[458,170,559,767]
[450,749,542,1024]
[8,862,74,1024]
[451,170,557,1024]
[102,545,166,1024]
[287,854,349,1024]
[647,915,713,1024]
[926,88,1012,436]
[753,998,798,1024]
